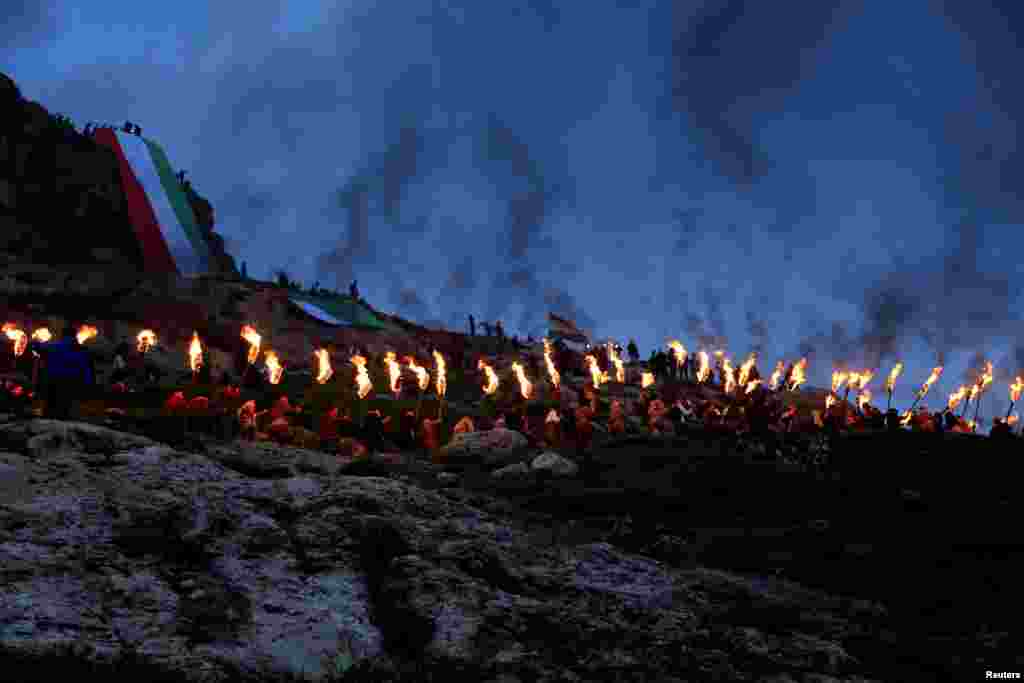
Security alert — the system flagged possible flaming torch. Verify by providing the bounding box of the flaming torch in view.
[788,358,808,392]
[543,339,560,397]
[722,357,736,395]
[239,325,261,385]
[137,329,157,353]
[351,355,372,427]
[906,365,943,416]
[2,324,27,357]
[585,354,608,389]
[314,349,333,384]
[667,340,687,380]
[737,352,757,388]
[1006,375,1023,419]
[696,351,711,384]
[769,361,785,391]
[384,351,401,399]
[947,386,968,414]
[30,327,51,389]
[886,362,903,411]
[433,350,447,421]
[972,361,994,426]
[406,355,430,424]
[608,342,625,383]
[76,325,98,345]
[511,361,533,400]
[641,372,654,389]
[264,350,283,385]
[188,331,203,383]
[478,359,499,396]
[857,389,872,413]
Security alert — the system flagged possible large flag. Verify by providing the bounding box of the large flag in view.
[93,128,214,277]
[548,312,589,343]
[288,291,389,329]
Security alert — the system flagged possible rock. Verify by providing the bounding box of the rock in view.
[437,471,459,486]
[438,427,530,468]
[492,462,531,480]
[530,451,579,477]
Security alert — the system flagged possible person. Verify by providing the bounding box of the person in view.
[241,261,247,279]
[123,121,133,133]
[495,321,504,339]
[28,324,95,420]
[627,339,639,363]
[349,280,359,299]
[134,124,142,136]
[482,322,492,337]
[469,314,476,337]
[110,341,132,384]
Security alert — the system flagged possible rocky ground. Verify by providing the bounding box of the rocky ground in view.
[1,409,1021,682]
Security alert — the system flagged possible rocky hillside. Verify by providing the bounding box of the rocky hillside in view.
[0,72,236,276]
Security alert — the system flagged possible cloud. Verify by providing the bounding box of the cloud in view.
[0,1,62,55]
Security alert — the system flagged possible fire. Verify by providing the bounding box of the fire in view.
[545,408,561,424]
[264,350,283,385]
[478,359,499,395]
[608,342,625,383]
[543,339,560,388]
[917,366,943,397]
[789,358,808,391]
[1011,376,1024,403]
[76,325,98,345]
[947,385,967,411]
[511,361,533,400]
[351,355,373,399]
[240,325,262,364]
[188,331,203,373]
[696,351,711,383]
[1008,413,1019,426]
[966,419,976,431]
[667,340,687,370]
[641,372,654,388]
[738,352,757,387]
[900,409,913,426]
[856,370,874,390]
[831,371,849,393]
[722,357,736,394]
[886,362,903,392]
[857,389,872,411]
[968,384,980,401]
[32,328,52,343]
[405,356,430,392]
[314,349,333,384]
[769,361,785,390]
[2,324,27,356]
[745,379,761,394]
[585,354,608,387]
[433,350,447,398]
[825,394,836,410]
[384,351,401,395]
[977,361,994,392]
[137,329,157,353]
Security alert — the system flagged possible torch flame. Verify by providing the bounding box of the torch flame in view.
[351,355,373,399]
[188,331,203,373]
[32,328,52,342]
[769,361,785,391]
[1007,413,1019,426]
[857,389,872,411]
[137,329,157,353]
[2,324,27,357]
[900,409,913,426]
[240,325,262,364]
[857,370,874,390]
[745,379,761,394]
[607,342,625,383]
[789,358,808,391]
[1011,376,1024,403]
[825,394,836,410]
[831,371,849,393]
[478,359,499,395]
[545,408,561,424]
[917,366,943,397]
[738,352,757,387]
[722,357,736,394]
[886,362,903,392]
[405,356,430,392]
[511,361,533,400]
[264,350,283,385]
[667,340,687,370]
[585,354,608,387]
[641,371,654,388]
[977,361,994,391]
[968,383,980,401]
[543,339,560,388]
[76,325,98,345]
[382,352,402,395]
[314,349,333,384]
[696,351,711,384]
[948,385,967,411]
[433,350,447,398]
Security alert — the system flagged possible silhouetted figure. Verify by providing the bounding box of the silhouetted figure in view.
[134,124,141,136]
[495,321,504,339]
[504,411,524,433]
[123,121,133,133]
[885,408,901,432]
[177,170,186,183]
[990,419,1013,440]
[627,339,639,363]
[83,123,93,136]
[469,314,476,336]
[241,261,247,278]
[349,280,359,299]
[482,322,492,336]
[28,324,95,420]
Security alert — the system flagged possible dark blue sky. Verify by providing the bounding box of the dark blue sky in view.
[5,0,1024,424]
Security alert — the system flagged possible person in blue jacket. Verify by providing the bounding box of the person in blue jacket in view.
[29,323,96,420]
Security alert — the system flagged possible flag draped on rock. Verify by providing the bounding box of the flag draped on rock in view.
[548,313,588,343]
[287,292,389,329]
[93,128,213,276]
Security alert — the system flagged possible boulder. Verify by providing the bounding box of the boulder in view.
[530,451,579,478]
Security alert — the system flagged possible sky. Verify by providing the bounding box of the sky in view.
[4,0,1024,427]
